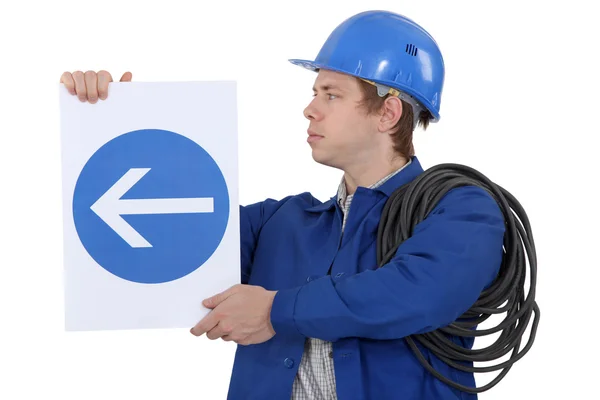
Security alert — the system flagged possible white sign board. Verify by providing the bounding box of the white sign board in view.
[59,81,240,331]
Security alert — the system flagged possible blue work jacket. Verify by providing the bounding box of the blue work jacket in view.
[227,156,505,399]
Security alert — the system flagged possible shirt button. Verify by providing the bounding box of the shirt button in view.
[284,358,294,368]
[306,275,318,282]
[329,351,333,358]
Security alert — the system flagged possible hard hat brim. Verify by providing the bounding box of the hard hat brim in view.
[288,58,440,122]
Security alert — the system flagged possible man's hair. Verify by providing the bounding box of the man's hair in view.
[357,79,431,159]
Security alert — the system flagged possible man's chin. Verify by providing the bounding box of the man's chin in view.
[311,152,339,169]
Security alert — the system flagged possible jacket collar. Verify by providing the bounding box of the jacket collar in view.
[305,156,424,213]
[375,155,424,197]
[305,196,337,212]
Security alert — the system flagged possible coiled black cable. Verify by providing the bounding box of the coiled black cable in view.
[376,163,540,393]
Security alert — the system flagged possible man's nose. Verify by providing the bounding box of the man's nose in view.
[304,98,323,121]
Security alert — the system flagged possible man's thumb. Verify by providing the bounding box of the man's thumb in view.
[203,295,218,308]
[203,285,239,308]
[120,71,133,82]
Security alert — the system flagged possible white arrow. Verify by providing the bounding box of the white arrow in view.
[90,168,214,248]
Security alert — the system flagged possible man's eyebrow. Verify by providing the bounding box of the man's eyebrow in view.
[312,84,344,92]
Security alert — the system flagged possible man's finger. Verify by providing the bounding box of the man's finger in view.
[206,321,233,340]
[60,72,76,95]
[206,323,222,340]
[72,71,87,102]
[84,71,98,103]
[190,312,219,337]
[97,70,113,100]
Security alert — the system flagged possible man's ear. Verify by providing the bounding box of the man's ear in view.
[378,96,403,132]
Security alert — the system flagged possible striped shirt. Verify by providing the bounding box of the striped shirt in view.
[291,159,412,400]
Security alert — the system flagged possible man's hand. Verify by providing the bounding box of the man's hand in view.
[60,70,132,103]
[190,284,277,346]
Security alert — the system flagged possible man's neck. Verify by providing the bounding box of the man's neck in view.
[343,156,408,195]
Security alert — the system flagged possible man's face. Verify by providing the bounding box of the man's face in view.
[304,69,380,170]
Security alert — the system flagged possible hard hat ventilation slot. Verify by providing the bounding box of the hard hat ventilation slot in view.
[406,44,418,57]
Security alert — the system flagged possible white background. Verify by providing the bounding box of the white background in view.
[0,0,597,399]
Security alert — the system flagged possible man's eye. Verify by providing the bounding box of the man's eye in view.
[311,93,338,100]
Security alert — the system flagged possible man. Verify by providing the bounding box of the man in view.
[60,10,505,400]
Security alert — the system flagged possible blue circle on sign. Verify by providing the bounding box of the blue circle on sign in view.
[73,129,230,284]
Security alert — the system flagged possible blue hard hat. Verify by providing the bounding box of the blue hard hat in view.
[290,10,445,122]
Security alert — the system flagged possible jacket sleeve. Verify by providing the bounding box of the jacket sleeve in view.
[239,195,298,284]
[269,186,506,342]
